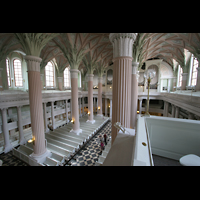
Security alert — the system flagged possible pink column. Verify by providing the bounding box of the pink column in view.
[70,69,82,134]
[196,67,200,91]
[58,77,63,91]
[112,56,133,143]
[25,55,50,161]
[130,62,139,129]
[109,33,137,144]
[181,73,188,90]
[97,77,103,117]
[86,74,95,124]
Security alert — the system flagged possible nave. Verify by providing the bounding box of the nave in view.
[0,118,111,166]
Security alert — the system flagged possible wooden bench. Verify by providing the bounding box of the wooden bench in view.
[46,137,75,153]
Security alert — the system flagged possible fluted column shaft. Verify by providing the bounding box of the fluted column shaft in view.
[70,69,81,132]
[87,74,95,123]
[109,33,137,144]
[25,55,47,156]
[97,77,103,116]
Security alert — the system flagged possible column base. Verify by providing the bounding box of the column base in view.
[97,114,103,117]
[29,149,51,165]
[86,119,96,124]
[70,128,82,135]
[4,143,13,153]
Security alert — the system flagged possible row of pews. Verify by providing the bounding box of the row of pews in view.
[13,116,110,166]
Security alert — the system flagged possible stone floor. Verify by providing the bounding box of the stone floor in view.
[152,155,182,166]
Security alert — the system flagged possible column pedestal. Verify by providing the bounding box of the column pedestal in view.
[25,55,50,163]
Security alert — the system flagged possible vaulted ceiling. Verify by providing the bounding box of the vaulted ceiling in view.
[0,33,200,73]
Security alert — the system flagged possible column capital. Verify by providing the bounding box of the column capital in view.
[109,33,137,58]
[87,74,94,81]
[70,69,79,78]
[57,77,63,83]
[24,55,42,72]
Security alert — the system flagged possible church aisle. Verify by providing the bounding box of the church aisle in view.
[66,121,112,166]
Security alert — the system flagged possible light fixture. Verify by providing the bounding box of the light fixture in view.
[71,119,74,124]
[28,136,35,145]
[137,111,139,114]
[98,107,100,110]
[109,105,110,108]
[88,112,90,116]
[110,86,112,89]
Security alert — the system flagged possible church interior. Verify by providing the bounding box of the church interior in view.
[0,33,200,166]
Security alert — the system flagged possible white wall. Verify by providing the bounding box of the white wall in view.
[145,116,200,160]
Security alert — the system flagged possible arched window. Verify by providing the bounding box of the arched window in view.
[178,66,183,87]
[64,67,70,87]
[6,59,11,87]
[13,59,23,87]
[191,57,198,86]
[45,61,54,87]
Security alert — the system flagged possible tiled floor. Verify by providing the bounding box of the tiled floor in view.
[0,150,28,166]
[65,121,112,166]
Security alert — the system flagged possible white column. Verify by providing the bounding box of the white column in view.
[43,102,49,133]
[0,68,4,91]
[1,108,13,153]
[17,106,26,145]
[82,97,84,116]
[109,33,137,143]
[97,77,103,117]
[25,55,50,162]
[51,101,55,129]
[139,98,143,114]
[109,99,112,119]
[79,98,82,117]
[171,104,175,118]
[105,98,107,117]
[65,99,69,123]
[175,106,180,118]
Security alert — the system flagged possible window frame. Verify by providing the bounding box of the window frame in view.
[63,66,71,88]
[191,56,198,86]
[178,65,183,87]
[6,58,11,87]
[45,61,56,88]
[13,58,23,87]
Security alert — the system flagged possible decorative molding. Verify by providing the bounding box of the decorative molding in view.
[70,69,79,79]
[87,74,94,82]
[98,77,103,83]
[24,55,42,72]
[109,33,137,58]
[57,77,63,83]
